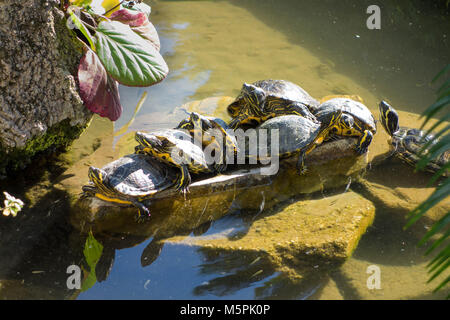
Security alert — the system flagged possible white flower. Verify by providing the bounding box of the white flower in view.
[2,192,23,217]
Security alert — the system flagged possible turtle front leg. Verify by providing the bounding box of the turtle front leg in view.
[228,115,246,130]
[296,150,308,175]
[355,130,373,155]
[175,164,192,196]
[214,162,227,173]
[285,102,317,122]
[132,200,151,223]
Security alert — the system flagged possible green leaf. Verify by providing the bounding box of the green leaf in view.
[419,211,450,246]
[95,20,169,87]
[81,231,103,292]
[81,269,98,292]
[84,231,103,268]
[432,64,450,83]
[67,8,96,51]
[425,229,450,255]
[420,96,450,129]
[71,0,93,7]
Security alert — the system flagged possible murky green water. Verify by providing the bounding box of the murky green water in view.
[0,0,449,300]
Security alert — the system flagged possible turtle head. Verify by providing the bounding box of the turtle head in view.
[88,166,108,188]
[176,112,213,132]
[190,112,213,131]
[316,110,344,134]
[242,83,266,108]
[379,100,399,137]
[135,132,164,152]
[175,118,192,130]
[340,114,355,131]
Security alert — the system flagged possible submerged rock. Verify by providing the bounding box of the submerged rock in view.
[0,1,92,175]
[164,191,375,282]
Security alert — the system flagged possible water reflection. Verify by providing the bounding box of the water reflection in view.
[114,22,212,136]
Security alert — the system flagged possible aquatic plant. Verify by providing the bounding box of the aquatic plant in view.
[81,231,104,291]
[61,0,168,121]
[405,64,450,297]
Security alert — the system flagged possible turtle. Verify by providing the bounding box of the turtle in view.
[175,112,239,172]
[227,79,319,129]
[82,154,179,222]
[379,100,449,175]
[312,97,377,154]
[244,109,345,174]
[135,129,213,194]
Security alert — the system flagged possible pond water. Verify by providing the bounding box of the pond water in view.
[0,0,449,300]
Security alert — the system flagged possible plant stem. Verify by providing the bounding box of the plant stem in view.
[104,0,126,16]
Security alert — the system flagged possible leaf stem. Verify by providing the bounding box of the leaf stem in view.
[104,0,126,16]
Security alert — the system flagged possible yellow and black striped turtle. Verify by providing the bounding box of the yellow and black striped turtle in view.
[175,112,238,172]
[135,129,213,194]
[82,154,179,222]
[245,109,344,174]
[227,79,319,129]
[313,98,377,154]
[379,100,449,175]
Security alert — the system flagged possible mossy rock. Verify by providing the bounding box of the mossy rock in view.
[164,191,375,282]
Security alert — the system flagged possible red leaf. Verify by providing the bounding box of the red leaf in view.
[132,20,160,52]
[109,9,147,27]
[78,50,122,121]
[110,8,160,51]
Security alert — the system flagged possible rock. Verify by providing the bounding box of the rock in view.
[353,165,449,238]
[71,137,368,234]
[163,191,375,282]
[0,1,92,175]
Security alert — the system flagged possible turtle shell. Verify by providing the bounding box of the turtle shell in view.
[244,115,321,159]
[150,129,211,172]
[314,98,376,133]
[228,79,320,117]
[101,154,178,198]
[392,127,449,174]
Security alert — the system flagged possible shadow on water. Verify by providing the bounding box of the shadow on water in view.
[228,0,450,113]
[0,186,84,299]
[192,246,331,299]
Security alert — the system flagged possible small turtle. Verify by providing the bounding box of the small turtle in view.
[245,109,345,174]
[379,100,449,175]
[82,154,179,222]
[227,79,319,129]
[135,129,213,194]
[313,98,377,154]
[175,112,239,172]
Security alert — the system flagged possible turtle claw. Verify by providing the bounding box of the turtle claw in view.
[355,144,368,155]
[296,151,307,175]
[134,207,151,223]
[298,166,308,175]
[214,163,227,173]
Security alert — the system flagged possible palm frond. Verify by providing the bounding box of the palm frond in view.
[406,64,450,297]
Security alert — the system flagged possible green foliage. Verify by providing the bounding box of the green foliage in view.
[63,1,168,120]
[67,7,96,50]
[81,231,104,292]
[406,64,450,298]
[95,20,168,86]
